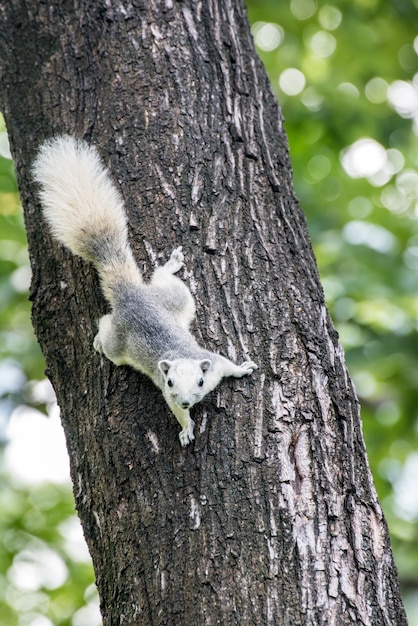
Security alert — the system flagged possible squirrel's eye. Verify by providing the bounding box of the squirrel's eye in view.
[167,379,173,388]
[198,377,204,387]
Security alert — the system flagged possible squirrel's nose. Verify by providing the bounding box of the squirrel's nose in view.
[181,402,190,409]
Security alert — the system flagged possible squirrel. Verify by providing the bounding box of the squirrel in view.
[32,135,257,446]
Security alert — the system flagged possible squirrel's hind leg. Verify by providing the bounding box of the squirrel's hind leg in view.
[162,246,184,274]
[150,247,196,329]
[94,313,127,366]
[151,247,185,282]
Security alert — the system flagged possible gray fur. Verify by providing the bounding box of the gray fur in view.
[33,136,258,446]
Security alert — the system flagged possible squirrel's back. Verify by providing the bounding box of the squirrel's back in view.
[33,135,141,301]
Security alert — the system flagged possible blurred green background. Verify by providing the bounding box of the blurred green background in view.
[1,0,418,623]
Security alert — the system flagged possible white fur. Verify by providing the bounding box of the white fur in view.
[33,135,128,260]
[33,136,258,446]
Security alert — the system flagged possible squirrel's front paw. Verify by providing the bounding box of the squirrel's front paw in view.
[165,246,184,274]
[238,361,258,376]
[179,418,195,447]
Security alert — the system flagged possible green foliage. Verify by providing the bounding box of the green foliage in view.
[0,118,100,624]
[246,0,418,619]
[0,117,44,408]
[0,473,98,626]
[1,0,418,621]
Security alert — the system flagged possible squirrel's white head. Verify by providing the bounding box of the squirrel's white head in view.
[158,358,212,409]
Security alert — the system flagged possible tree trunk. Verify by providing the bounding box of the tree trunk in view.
[0,1,407,624]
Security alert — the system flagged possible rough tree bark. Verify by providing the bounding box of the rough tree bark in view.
[0,1,407,625]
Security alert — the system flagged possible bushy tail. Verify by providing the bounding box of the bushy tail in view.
[33,135,141,302]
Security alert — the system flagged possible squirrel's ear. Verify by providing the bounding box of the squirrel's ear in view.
[200,359,212,372]
[158,360,172,376]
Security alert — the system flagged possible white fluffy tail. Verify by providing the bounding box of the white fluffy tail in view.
[33,135,141,302]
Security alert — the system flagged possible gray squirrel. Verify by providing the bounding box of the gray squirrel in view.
[32,135,257,446]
